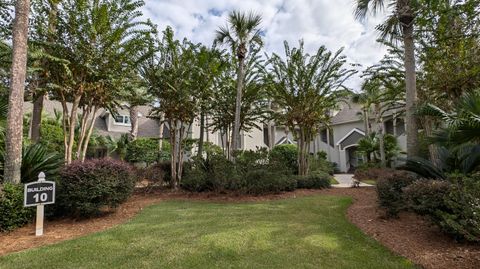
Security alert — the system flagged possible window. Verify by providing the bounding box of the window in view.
[114,115,131,125]
[320,129,328,143]
[329,129,334,147]
[385,119,394,135]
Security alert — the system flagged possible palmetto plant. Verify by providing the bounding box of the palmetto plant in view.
[403,91,480,178]
[214,11,263,158]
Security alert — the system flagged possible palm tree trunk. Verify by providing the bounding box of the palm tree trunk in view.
[403,23,418,157]
[129,105,138,141]
[230,57,245,159]
[374,104,386,167]
[30,92,44,143]
[4,0,30,183]
[423,117,441,168]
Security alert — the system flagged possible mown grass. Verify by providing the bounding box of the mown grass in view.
[0,195,414,269]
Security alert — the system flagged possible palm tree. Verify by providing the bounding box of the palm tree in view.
[214,11,263,158]
[4,0,30,183]
[355,0,419,158]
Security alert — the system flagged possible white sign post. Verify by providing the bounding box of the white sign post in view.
[24,172,55,236]
[35,173,45,236]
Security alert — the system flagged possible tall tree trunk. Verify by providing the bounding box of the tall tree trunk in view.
[30,92,44,143]
[197,111,205,157]
[129,105,138,141]
[66,94,82,164]
[80,108,98,161]
[4,0,30,183]
[230,57,245,159]
[363,108,370,135]
[403,22,418,157]
[30,0,58,144]
[376,104,386,167]
[158,113,164,152]
[423,117,441,167]
[169,120,177,189]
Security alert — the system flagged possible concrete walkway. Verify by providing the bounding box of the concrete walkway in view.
[332,174,373,188]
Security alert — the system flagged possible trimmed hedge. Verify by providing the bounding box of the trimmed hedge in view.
[125,138,159,164]
[296,171,332,189]
[244,169,297,195]
[0,183,34,232]
[403,179,451,216]
[56,159,136,217]
[376,170,417,217]
[437,175,480,242]
[269,144,298,174]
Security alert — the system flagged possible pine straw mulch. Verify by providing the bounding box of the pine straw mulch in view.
[1,187,479,269]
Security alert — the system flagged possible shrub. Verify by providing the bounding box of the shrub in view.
[403,179,452,216]
[270,144,298,174]
[0,183,34,232]
[309,157,335,175]
[354,165,395,182]
[376,170,417,217]
[136,163,167,187]
[182,155,240,192]
[181,164,209,192]
[57,159,136,217]
[125,138,158,165]
[434,174,480,242]
[296,171,332,189]
[244,169,296,195]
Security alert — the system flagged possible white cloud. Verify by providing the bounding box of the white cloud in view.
[141,0,389,89]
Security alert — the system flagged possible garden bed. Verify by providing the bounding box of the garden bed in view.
[1,188,479,269]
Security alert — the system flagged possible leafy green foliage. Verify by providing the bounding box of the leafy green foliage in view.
[295,171,332,189]
[309,156,335,176]
[182,155,240,192]
[56,159,135,217]
[38,118,65,154]
[244,169,296,195]
[376,170,417,217]
[0,183,34,232]
[435,174,480,242]
[20,143,63,183]
[266,40,355,175]
[125,138,158,164]
[403,179,452,216]
[269,144,298,174]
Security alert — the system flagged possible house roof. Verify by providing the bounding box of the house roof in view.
[330,99,405,126]
[331,102,363,125]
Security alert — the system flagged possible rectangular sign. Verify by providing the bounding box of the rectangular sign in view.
[24,181,56,207]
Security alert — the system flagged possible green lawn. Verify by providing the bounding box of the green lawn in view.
[0,195,414,269]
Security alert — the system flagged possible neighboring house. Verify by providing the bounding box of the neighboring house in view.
[312,101,407,173]
[24,99,407,172]
[24,99,164,140]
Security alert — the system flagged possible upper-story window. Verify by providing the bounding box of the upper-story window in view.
[320,129,328,143]
[114,115,131,126]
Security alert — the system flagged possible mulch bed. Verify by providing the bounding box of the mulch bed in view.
[1,188,479,269]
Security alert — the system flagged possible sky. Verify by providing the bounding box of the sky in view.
[141,0,389,90]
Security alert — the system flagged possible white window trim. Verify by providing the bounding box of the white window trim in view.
[336,128,365,146]
[113,115,131,126]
